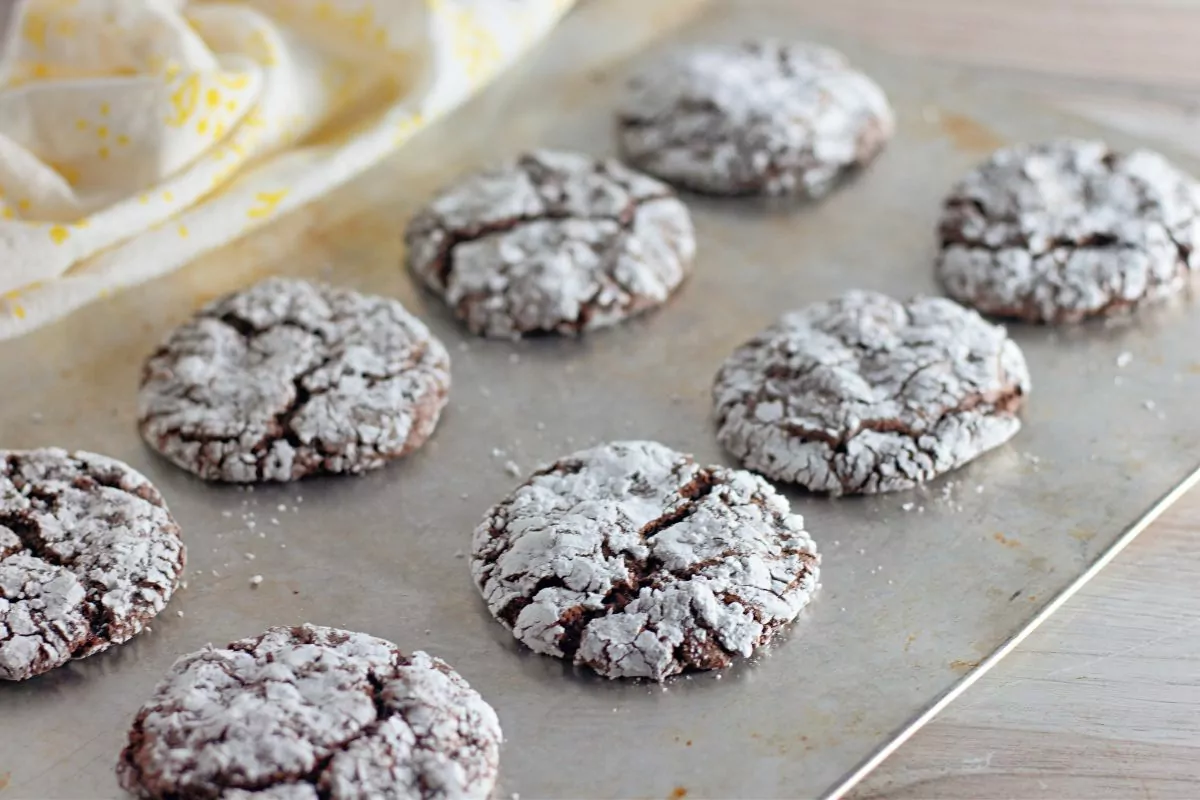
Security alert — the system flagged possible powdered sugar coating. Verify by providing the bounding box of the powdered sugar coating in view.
[937,139,1200,322]
[223,788,317,800]
[405,150,695,338]
[118,625,502,800]
[471,441,820,681]
[0,448,185,681]
[713,291,1030,495]
[138,278,451,483]
[617,40,894,197]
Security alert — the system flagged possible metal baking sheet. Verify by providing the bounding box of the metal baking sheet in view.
[4,2,1200,798]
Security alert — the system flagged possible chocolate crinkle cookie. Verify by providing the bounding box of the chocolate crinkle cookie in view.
[138,278,450,483]
[404,149,695,338]
[616,40,894,197]
[937,138,1200,322]
[117,625,502,800]
[713,291,1030,495]
[471,440,820,681]
[0,448,185,681]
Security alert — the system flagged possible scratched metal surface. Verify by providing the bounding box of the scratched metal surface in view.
[4,2,1200,798]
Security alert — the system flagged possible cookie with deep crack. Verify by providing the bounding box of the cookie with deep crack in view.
[0,448,185,681]
[616,40,894,197]
[117,624,502,800]
[937,139,1200,323]
[471,440,820,681]
[713,291,1030,495]
[138,278,451,483]
[404,149,695,338]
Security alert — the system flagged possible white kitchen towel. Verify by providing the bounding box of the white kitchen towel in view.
[0,0,574,339]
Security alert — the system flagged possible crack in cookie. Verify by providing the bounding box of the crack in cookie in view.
[117,625,501,800]
[617,40,893,197]
[936,139,1200,323]
[713,291,1030,495]
[0,448,185,681]
[471,441,820,681]
[137,278,450,483]
[404,150,695,338]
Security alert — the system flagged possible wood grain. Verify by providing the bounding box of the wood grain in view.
[799,0,1200,89]
[5,3,1196,797]
[801,2,1200,797]
[852,491,1200,799]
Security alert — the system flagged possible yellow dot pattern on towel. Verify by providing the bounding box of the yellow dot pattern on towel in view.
[0,0,577,340]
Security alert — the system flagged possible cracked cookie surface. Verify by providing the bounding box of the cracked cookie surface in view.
[0,448,185,681]
[471,440,820,681]
[117,624,501,800]
[138,278,451,483]
[937,139,1200,322]
[404,150,695,338]
[713,291,1030,495]
[616,40,894,197]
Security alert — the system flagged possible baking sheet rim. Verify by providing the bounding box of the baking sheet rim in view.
[824,462,1200,799]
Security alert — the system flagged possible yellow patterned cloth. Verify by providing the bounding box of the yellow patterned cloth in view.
[0,0,573,339]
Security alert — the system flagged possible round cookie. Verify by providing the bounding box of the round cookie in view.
[937,139,1200,323]
[117,624,502,800]
[616,40,894,197]
[471,440,820,681]
[404,149,695,338]
[712,291,1030,495]
[0,448,185,681]
[138,278,450,483]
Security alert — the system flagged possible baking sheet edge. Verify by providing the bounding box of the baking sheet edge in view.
[825,462,1200,799]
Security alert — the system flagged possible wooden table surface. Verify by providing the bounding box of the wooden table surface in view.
[3,3,1197,797]
[797,2,1200,797]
